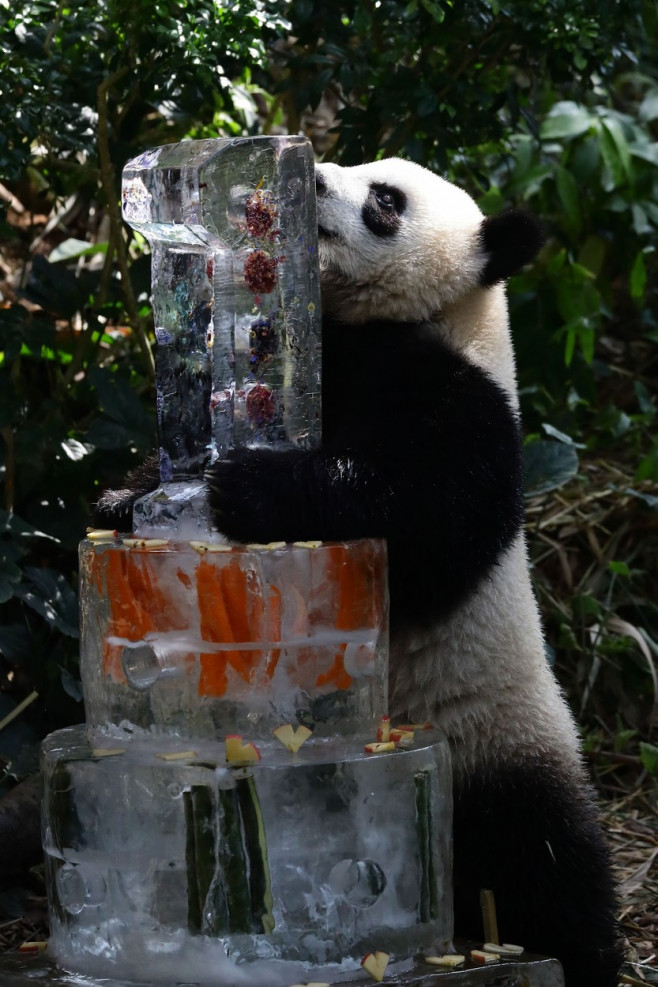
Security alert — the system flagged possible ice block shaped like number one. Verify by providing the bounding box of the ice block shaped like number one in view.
[121,136,322,537]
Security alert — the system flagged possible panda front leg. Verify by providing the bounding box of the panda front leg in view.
[452,759,623,986]
[206,422,521,629]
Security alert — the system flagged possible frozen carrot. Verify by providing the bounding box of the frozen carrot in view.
[316,650,352,691]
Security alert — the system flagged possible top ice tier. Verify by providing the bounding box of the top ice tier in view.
[121,136,322,536]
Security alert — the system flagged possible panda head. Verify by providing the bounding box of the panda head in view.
[315,158,543,326]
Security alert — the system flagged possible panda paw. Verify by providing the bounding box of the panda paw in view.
[206,447,310,545]
[94,454,161,530]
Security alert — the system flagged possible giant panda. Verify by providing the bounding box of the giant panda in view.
[97,158,622,986]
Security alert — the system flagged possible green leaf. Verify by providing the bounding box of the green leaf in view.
[524,440,579,497]
[577,236,606,277]
[598,119,630,189]
[600,117,633,182]
[635,381,654,414]
[49,239,108,263]
[639,742,658,775]
[0,625,32,664]
[555,166,581,230]
[630,251,647,300]
[629,142,658,166]
[14,567,79,638]
[631,203,651,234]
[639,91,658,122]
[541,423,586,448]
[540,103,592,140]
[608,561,630,577]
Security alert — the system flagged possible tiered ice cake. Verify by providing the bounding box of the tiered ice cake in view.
[40,137,454,986]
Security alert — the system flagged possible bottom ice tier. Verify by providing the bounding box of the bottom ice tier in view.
[42,725,453,986]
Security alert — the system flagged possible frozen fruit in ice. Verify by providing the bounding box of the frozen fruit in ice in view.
[361,951,389,981]
[225,735,261,764]
[246,383,276,425]
[273,723,313,753]
[364,742,395,754]
[243,249,278,293]
[390,728,414,743]
[376,715,391,742]
[245,187,278,239]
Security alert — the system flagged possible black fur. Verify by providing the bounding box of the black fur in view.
[454,760,623,986]
[361,183,406,238]
[479,210,545,286]
[95,455,160,530]
[205,317,524,628]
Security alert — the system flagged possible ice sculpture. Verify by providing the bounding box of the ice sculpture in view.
[121,136,322,536]
[24,137,565,987]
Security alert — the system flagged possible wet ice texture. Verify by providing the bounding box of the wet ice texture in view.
[79,538,388,739]
[121,137,321,537]
[43,726,452,985]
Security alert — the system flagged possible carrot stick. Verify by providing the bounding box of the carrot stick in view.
[197,558,237,697]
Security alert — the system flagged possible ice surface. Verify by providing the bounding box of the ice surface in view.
[42,724,453,985]
[0,950,567,986]
[79,537,388,739]
[121,136,321,537]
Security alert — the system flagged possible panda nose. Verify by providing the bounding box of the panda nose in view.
[315,171,327,197]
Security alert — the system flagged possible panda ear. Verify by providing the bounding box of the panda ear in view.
[478,209,545,286]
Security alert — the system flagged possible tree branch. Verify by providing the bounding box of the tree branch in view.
[96,67,155,376]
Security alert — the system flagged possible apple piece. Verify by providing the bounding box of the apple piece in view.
[87,529,117,541]
[91,748,126,758]
[364,741,395,754]
[156,750,197,762]
[18,941,47,954]
[424,954,465,967]
[361,951,389,981]
[292,540,323,548]
[273,723,313,753]
[190,541,232,553]
[123,538,169,548]
[225,735,261,765]
[482,942,524,955]
[390,728,414,743]
[471,949,499,964]
[376,715,391,742]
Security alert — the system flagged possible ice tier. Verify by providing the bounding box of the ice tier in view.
[42,727,453,986]
[79,536,389,739]
[121,136,321,537]
[44,536,455,985]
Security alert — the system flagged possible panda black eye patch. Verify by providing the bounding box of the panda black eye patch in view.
[362,183,406,237]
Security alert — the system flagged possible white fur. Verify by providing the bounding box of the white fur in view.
[316,158,584,780]
[317,160,519,407]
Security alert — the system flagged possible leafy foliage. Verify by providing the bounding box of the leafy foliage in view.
[280,0,652,167]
